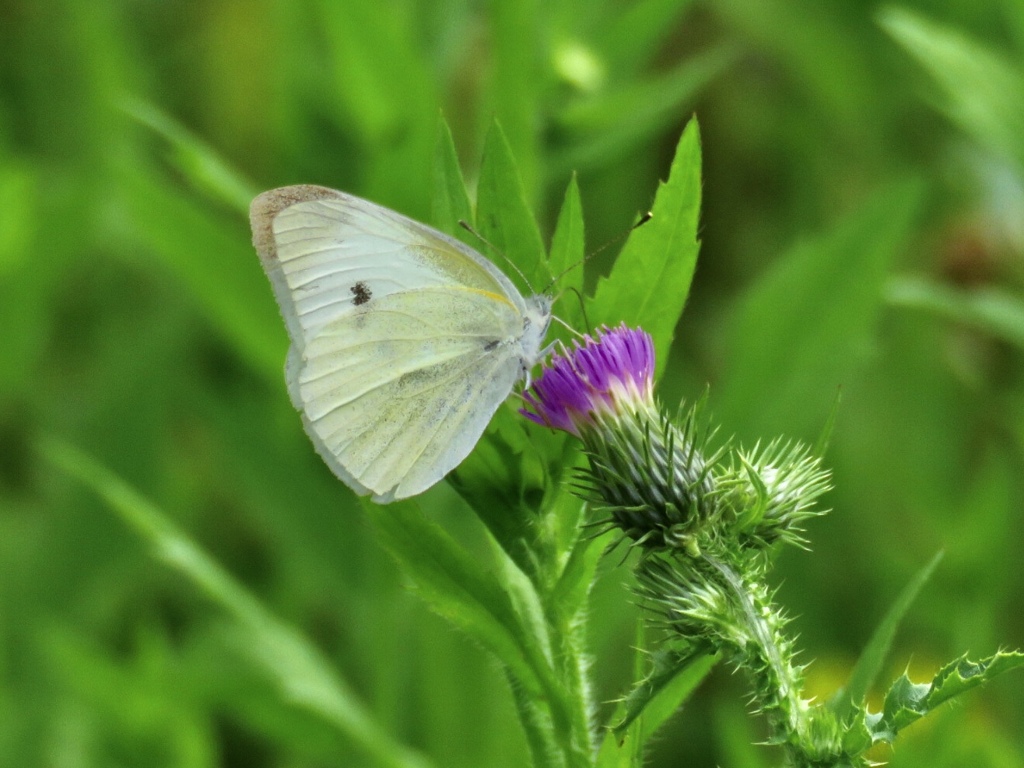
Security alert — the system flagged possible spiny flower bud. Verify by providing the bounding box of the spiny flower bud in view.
[521,325,716,551]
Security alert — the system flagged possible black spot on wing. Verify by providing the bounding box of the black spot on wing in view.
[351,281,372,305]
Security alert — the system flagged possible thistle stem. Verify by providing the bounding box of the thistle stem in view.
[703,555,806,742]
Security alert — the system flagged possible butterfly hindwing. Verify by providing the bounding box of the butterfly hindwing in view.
[251,185,545,502]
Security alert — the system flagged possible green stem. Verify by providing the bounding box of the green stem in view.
[704,556,806,741]
[553,610,596,766]
[535,506,596,768]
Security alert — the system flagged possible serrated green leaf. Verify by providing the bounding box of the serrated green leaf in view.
[880,6,1024,168]
[839,710,874,757]
[613,650,715,738]
[926,651,1024,712]
[476,121,549,292]
[872,651,1024,743]
[881,671,932,734]
[121,97,258,215]
[549,173,586,333]
[589,119,702,379]
[359,496,552,697]
[430,116,474,245]
[886,274,1024,351]
[831,551,943,720]
[38,437,432,768]
[719,178,924,441]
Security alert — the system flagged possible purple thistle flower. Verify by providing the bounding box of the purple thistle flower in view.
[521,324,655,437]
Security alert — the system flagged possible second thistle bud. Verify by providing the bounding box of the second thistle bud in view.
[521,325,716,550]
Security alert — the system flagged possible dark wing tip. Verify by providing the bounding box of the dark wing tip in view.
[249,185,344,265]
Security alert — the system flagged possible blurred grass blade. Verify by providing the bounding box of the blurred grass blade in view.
[712,0,876,130]
[880,6,1024,168]
[550,48,732,178]
[830,551,943,720]
[121,97,258,215]
[589,119,702,378]
[110,161,286,381]
[476,121,549,291]
[886,274,1024,351]
[39,437,433,768]
[718,178,924,441]
[595,0,698,75]
[489,0,543,201]
[548,173,586,333]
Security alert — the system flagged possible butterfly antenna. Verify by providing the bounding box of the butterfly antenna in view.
[558,286,590,332]
[459,220,537,294]
[541,210,653,294]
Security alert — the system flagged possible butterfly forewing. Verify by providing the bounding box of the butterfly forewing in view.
[250,185,547,502]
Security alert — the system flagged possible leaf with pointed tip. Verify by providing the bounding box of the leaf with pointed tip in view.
[831,551,943,720]
[549,173,586,334]
[613,649,716,738]
[476,121,549,291]
[121,97,258,215]
[589,119,702,378]
[430,117,474,245]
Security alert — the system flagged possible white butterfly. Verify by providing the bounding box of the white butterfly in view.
[250,185,552,503]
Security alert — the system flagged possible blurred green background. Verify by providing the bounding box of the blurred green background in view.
[2,0,1023,766]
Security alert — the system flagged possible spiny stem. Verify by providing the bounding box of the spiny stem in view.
[704,555,805,740]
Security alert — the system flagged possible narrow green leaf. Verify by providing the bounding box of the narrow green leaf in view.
[109,161,286,382]
[548,173,586,333]
[613,650,716,739]
[880,6,1024,168]
[476,121,550,292]
[589,119,702,378]
[718,178,924,441]
[886,274,1024,351]
[549,526,605,621]
[121,97,258,215]
[812,387,842,458]
[831,551,943,720]
[430,116,474,244]
[39,437,432,768]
